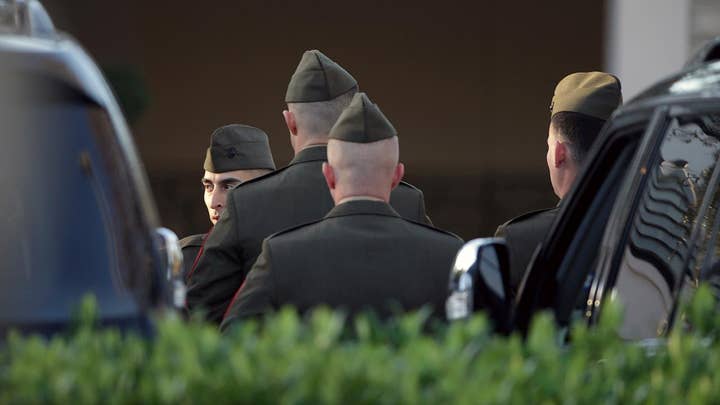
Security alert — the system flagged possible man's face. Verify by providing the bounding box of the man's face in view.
[546,123,561,197]
[202,170,265,224]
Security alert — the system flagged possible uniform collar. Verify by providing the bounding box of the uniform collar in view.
[289,145,328,165]
[179,233,207,248]
[325,199,400,219]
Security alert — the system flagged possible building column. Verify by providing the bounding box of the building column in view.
[605,0,691,99]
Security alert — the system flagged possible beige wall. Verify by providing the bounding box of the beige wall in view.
[605,0,690,99]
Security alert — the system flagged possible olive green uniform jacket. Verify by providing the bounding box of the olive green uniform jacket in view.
[220,199,463,331]
[494,207,559,295]
[186,146,432,324]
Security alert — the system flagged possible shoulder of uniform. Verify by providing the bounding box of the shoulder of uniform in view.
[180,233,206,248]
[397,180,421,192]
[265,217,326,241]
[499,207,559,229]
[403,218,463,241]
[232,165,289,190]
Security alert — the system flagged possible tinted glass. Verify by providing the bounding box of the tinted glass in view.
[613,113,720,339]
[0,90,142,327]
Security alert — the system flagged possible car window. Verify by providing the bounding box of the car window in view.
[0,92,142,326]
[611,113,720,339]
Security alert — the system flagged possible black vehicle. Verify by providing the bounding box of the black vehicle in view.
[0,0,183,336]
[448,40,720,340]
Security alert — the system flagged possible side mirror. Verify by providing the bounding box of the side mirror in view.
[154,227,186,309]
[446,237,512,333]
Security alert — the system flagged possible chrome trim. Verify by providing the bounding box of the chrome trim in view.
[24,0,54,38]
[155,227,185,308]
[0,0,55,38]
[446,272,472,320]
[447,237,507,320]
[456,238,506,298]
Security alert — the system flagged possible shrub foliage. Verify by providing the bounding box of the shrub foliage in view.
[2,286,720,404]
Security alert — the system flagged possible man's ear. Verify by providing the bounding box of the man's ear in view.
[322,162,336,191]
[283,109,298,136]
[390,163,405,189]
[554,141,567,168]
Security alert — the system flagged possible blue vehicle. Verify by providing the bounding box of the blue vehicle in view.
[0,0,183,336]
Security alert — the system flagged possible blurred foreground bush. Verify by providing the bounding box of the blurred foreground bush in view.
[2,286,720,404]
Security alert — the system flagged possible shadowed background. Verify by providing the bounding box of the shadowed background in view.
[42,0,606,239]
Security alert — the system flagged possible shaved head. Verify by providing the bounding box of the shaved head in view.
[323,137,404,203]
[288,88,357,139]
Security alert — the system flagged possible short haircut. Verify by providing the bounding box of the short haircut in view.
[551,111,607,162]
[289,86,358,138]
[327,137,399,195]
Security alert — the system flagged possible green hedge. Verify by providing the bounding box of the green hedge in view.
[2,287,720,404]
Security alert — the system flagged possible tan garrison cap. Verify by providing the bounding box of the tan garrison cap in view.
[203,124,276,173]
[550,72,622,120]
[329,92,397,143]
[285,50,358,103]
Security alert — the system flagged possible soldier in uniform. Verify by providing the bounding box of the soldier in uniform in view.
[220,93,463,330]
[187,50,432,324]
[180,124,275,279]
[495,72,622,294]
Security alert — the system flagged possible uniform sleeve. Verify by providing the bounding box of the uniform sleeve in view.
[219,239,276,332]
[186,191,246,324]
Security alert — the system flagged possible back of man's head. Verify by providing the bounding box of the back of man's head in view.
[324,92,403,203]
[549,71,623,163]
[550,111,606,162]
[289,89,357,139]
[284,50,358,143]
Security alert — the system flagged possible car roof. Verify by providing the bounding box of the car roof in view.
[617,61,720,116]
[0,24,161,229]
[0,33,114,109]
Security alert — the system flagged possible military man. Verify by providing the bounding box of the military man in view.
[180,124,275,279]
[495,72,622,294]
[220,93,463,330]
[186,50,432,324]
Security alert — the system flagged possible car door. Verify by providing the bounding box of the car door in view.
[588,101,720,339]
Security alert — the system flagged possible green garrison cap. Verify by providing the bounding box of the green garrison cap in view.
[329,92,397,143]
[203,124,276,172]
[550,72,622,120]
[285,50,358,103]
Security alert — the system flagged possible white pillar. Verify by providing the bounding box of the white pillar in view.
[605,0,691,100]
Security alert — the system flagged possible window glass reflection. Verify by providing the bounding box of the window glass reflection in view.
[614,114,720,339]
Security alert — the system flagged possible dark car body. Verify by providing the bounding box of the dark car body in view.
[449,46,720,340]
[0,1,181,337]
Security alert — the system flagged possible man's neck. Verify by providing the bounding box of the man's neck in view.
[302,143,327,150]
[293,139,328,155]
[555,171,577,199]
[336,195,386,205]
